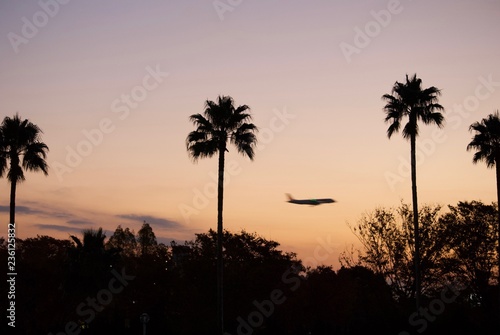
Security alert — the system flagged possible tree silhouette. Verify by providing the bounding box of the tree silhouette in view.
[106,225,137,257]
[5,225,499,334]
[467,111,500,309]
[137,221,157,256]
[439,201,497,306]
[186,95,258,334]
[343,203,450,301]
[382,74,444,312]
[67,228,116,294]
[15,235,73,333]
[0,113,49,224]
[169,229,302,334]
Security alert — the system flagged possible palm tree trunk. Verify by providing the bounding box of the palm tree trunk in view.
[217,145,226,335]
[9,179,16,224]
[411,133,421,314]
[496,157,500,314]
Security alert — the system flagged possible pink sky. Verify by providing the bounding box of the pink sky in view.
[1,0,499,268]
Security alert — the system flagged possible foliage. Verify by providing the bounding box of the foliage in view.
[3,211,499,335]
[382,74,444,140]
[438,201,498,305]
[137,221,157,256]
[0,113,49,182]
[186,95,258,161]
[106,225,137,257]
[67,228,119,295]
[467,111,500,312]
[342,201,498,304]
[467,110,500,168]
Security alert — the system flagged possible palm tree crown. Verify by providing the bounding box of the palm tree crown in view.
[383,74,444,138]
[0,113,49,182]
[0,113,49,223]
[186,95,257,161]
[467,111,500,167]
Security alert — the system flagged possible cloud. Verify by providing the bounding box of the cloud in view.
[33,224,84,234]
[0,204,73,220]
[1,202,92,223]
[117,214,181,229]
[0,205,44,215]
[52,212,73,219]
[67,219,94,225]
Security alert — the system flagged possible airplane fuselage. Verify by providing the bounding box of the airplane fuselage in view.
[286,195,335,206]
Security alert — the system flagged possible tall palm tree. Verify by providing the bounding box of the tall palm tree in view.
[467,111,500,308]
[186,95,258,334]
[382,74,444,312]
[0,113,49,224]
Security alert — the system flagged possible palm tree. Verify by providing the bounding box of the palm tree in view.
[467,111,500,307]
[0,113,49,224]
[186,95,258,334]
[70,227,108,256]
[382,74,444,312]
[67,228,117,294]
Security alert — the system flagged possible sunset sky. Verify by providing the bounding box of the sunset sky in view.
[1,0,499,268]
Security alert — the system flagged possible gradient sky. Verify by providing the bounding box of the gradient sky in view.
[1,0,499,268]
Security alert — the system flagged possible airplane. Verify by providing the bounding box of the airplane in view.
[286,194,336,206]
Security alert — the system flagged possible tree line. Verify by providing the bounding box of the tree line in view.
[0,210,498,335]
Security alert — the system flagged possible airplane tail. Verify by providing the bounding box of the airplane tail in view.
[286,193,294,201]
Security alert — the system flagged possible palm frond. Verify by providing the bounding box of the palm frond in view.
[7,163,25,183]
[402,120,418,140]
[189,114,213,130]
[187,139,219,161]
[231,123,258,160]
[0,114,49,180]
[386,121,401,139]
[0,132,7,178]
[467,111,500,168]
[70,235,83,249]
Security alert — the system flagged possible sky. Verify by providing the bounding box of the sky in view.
[1,0,499,269]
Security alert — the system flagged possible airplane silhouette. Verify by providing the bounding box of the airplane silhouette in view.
[286,194,336,206]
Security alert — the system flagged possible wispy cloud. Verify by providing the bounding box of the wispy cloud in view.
[52,212,73,219]
[117,214,181,229]
[0,203,74,220]
[0,205,44,215]
[67,219,94,225]
[33,224,84,234]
